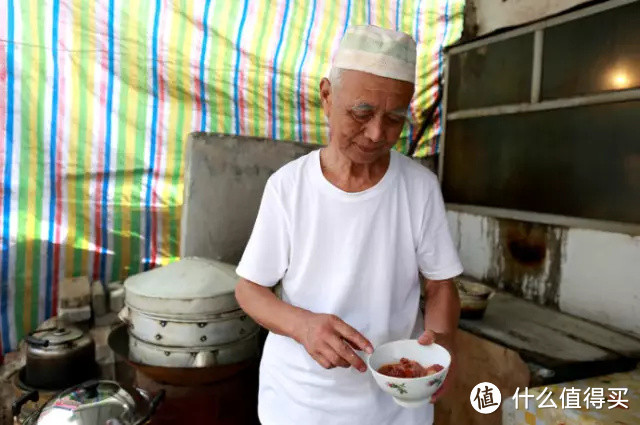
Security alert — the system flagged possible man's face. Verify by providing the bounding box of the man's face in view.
[320,69,414,164]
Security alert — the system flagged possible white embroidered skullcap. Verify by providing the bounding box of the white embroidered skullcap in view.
[332,25,417,84]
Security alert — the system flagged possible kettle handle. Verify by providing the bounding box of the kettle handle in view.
[25,327,57,348]
[25,335,50,347]
[12,390,39,417]
[135,390,165,425]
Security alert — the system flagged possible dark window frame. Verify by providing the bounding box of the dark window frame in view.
[440,0,640,234]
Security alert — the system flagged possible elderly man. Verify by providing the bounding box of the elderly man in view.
[235,25,463,425]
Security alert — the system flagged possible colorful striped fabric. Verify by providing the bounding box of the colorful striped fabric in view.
[0,0,464,353]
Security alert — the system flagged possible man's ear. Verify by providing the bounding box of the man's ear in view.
[320,78,332,119]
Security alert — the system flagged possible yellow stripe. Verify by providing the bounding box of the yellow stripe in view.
[243,0,263,137]
[214,0,234,132]
[119,0,139,272]
[160,2,182,264]
[168,0,194,262]
[80,1,96,264]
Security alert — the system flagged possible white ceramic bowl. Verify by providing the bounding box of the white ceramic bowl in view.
[367,340,451,408]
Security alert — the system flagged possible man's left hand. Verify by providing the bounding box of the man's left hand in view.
[418,329,455,403]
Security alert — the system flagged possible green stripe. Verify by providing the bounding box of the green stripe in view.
[169,0,188,261]
[111,2,129,280]
[251,3,272,137]
[129,0,151,274]
[224,1,243,134]
[15,0,32,339]
[314,1,337,145]
[207,0,241,135]
[278,2,304,141]
[73,1,90,276]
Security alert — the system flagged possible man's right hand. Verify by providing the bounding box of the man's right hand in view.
[295,312,374,372]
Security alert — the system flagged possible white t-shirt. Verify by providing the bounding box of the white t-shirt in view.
[236,149,463,425]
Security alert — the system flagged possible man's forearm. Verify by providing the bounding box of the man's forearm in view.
[423,278,460,339]
[235,278,309,343]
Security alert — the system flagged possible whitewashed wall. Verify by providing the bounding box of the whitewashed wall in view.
[469,0,592,35]
[447,210,640,338]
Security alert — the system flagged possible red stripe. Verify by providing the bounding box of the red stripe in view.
[237,2,255,135]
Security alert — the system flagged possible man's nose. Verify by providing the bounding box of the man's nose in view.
[364,115,385,143]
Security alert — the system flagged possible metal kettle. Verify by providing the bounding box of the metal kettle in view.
[24,326,97,390]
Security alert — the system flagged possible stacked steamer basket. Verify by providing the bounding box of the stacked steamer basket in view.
[119,257,260,371]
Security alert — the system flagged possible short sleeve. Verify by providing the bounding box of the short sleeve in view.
[417,183,463,280]
[236,179,290,287]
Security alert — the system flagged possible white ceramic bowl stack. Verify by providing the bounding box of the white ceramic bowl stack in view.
[119,257,260,368]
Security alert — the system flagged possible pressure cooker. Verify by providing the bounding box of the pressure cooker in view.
[12,380,164,425]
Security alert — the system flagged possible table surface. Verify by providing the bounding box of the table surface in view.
[459,292,640,385]
[502,367,640,424]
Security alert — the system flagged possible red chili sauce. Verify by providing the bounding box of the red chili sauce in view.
[377,357,444,378]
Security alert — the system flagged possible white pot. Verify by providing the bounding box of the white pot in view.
[121,305,259,347]
[128,329,260,368]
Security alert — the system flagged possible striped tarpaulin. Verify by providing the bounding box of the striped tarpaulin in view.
[0,0,464,353]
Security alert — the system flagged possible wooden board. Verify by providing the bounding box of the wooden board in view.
[435,329,530,425]
[459,292,640,384]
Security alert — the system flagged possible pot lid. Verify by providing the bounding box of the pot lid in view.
[33,380,145,425]
[124,257,241,317]
[31,327,84,345]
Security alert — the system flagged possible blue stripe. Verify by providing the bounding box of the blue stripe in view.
[342,0,351,35]
[435,0,450,154]
[144,0,161,270]
[199,0,212,131]
[1,0,16,353]
[45,0,61,318]
[233,0,249,135]
[395,0,401,30]
[367,0,371,24]
[296,0,317,142]
[100,0,115,282]
[269,0,288,138]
